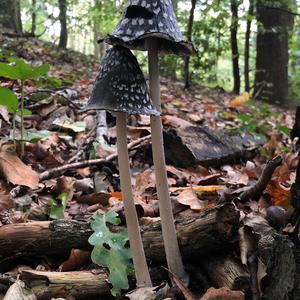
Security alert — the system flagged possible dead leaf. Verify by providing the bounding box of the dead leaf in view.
[200,287,244,300]
[162,115,193,128]
[3,279,36,300]
[228,92,250,108]
[0,143,39,188]
[0,194,15,212]
[266,180,292,210]
[77,192,111,206]
[59,249,90,272]
[164,268,196,300]
[222,166,249,186]
[176,188,214,211]
[126,283,169,300]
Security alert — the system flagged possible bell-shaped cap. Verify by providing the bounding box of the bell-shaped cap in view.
[83,46,160,116]
[106,0,195,55]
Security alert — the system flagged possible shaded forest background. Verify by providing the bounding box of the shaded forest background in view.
[1,0,300,105]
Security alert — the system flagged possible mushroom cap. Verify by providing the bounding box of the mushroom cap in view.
[83,46,160,116]
[106,0,195,55]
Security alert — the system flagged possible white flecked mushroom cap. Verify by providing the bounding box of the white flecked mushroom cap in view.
[83,46,160,116]
[106,0,195,55]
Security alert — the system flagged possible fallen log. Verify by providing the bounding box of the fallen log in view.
[19,270,110,300]
[0,203,239,267]
[163,126,264,168]
[202,256,250,293]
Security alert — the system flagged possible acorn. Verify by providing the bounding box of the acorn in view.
[265,205,290,230]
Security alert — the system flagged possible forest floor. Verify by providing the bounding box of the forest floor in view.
[0,31,299,300]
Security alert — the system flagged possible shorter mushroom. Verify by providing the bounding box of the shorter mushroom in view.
[84,45,159,287]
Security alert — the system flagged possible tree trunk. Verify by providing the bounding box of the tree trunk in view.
[58,0,68,49]
[254,0,295,105]
[184,0,197,89]
[31,0,36,35]
[244,0,254,92]
[230,0,240,95]
[0,0,22,34]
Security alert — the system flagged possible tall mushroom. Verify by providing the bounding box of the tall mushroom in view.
[106,0,195,281]
[84,45,159,287]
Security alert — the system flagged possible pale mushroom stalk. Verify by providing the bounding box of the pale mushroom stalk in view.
[147,39,186,280]
[116,111,152,287]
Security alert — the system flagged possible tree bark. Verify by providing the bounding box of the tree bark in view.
[31,0,36,35]
[254,0,295,105]
[20,270,111,300]
[58,0,68,49]
[0,0,22,34]
[202,256,250,292]
[0,204,239,268]
[244,0,254,92]
[230,0,240,94]
[184,0,197,89]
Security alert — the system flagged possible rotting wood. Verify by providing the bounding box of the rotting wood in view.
[163,126,264,168]
[19,270,110,300]
[0,203,239,267]
[201,255,250,293]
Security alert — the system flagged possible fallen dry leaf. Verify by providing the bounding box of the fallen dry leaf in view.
[77,192,111,205]
[0,143,39,188]
[228,92,250,108]
[59,249,90,272]
[200,287,245,300]
[165,268,197,300]
[266,180,292,210]
[175,187,216,211]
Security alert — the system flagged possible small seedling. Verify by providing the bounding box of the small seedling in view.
[49,192,68,220]
[0,58,49,154]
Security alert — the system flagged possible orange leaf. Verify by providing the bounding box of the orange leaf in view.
[111,191,123,200]
[59,249,90,272]
[266,180,292,210]
[228,92,250,108]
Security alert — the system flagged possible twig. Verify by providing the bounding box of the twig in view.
[39,135,151,180]
[239,155,282,202]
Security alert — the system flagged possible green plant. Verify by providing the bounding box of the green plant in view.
[88,211,133,296]
[48,192,68,220]
[0,58,49,154]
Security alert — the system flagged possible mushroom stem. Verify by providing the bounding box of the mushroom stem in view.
[147,40,186,280]
[115,112,152,288]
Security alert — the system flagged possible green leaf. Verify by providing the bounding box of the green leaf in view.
[26,129,53,143]
[16,108,32,116]
[49,192,68,220]
[89,212,133,296]
[0,58,49,80]
[0,87,18,113]
[0,62,21,80]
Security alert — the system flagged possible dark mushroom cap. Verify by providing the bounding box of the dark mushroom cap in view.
[106,0,195,56]
[83,46,160,116]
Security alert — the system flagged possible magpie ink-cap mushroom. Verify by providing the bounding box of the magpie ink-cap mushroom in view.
[83,45,159,116]
[85,45,156,288]
[106,0,193,282]
[106,0,195,55]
